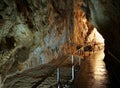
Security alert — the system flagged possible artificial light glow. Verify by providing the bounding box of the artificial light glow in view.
[94,28,104,43]
[87,27,104,44]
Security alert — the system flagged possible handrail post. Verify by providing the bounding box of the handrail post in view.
[72,54,74,65]
[83,47,85,59]
[78,49,81,67]
[0,74,3,88]
[72,54,75,81]
[57,67,60,88]
[0,74,1,88]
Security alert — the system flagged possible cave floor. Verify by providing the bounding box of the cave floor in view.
[2,50,111,88]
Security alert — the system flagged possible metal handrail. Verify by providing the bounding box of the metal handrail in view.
[73,48,81,54]
[57,67,60,88]
[71,48,83,81]
[108,51,120,64]
[57,48,82,88]
[57,45,104,87]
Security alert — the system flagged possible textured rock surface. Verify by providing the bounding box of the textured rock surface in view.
[0,0,68,81]
[70,0,104,51]
[73,0,97,45]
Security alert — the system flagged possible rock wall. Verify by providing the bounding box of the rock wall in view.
[0,0,68,80]
[73,0,104,49]
[0,0,105,83]
[74,0,88,45]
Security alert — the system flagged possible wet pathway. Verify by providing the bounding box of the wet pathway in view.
[2,50,110,88]
[74,50,110,88]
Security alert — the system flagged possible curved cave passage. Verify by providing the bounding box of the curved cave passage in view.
[73,21,120,88]
[72,0,120,87]
[79,0,120,87]
[79,0,120,88]
[73,20,109,88]
[73,4,120,88]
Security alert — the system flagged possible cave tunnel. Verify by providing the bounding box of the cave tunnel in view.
[79,0,120,88]
[0,0,120,88]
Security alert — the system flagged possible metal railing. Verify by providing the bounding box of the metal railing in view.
[56,44,103,87]
[108,51,120,64]
[57,67,60,88]
[71,48,82,81]
[57,48,83,88]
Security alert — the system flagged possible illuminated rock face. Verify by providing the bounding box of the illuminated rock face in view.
[74,0,88,45]
[74,0,104,47]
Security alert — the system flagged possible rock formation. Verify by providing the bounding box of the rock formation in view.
[0,0,106,87]
[0,0,69,80]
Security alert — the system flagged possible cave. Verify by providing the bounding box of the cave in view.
[0,0,120,88]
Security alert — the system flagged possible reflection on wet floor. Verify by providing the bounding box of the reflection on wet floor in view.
[74,50,110,88]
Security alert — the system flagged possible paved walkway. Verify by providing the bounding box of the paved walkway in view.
[74,50,110,88]
[2,50,110,88]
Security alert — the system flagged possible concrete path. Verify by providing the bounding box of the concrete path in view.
[2,50,110,88]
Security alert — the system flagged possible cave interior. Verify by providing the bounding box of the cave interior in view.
[0,0,120,88]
